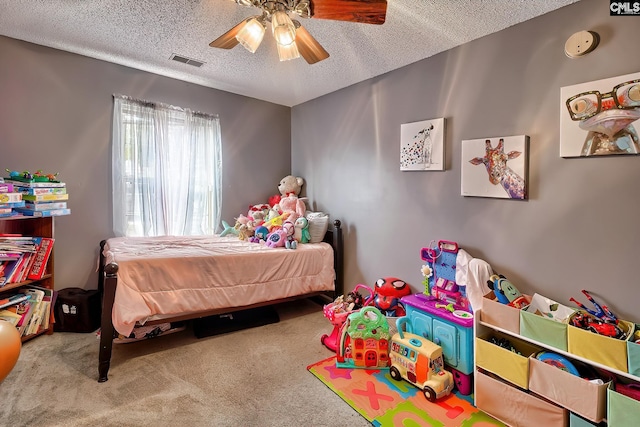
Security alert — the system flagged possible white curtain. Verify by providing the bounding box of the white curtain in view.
[112,95,222,237]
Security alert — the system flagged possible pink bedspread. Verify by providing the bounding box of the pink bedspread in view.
[103,235,335,336]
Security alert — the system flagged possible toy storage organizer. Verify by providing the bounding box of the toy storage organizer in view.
[476,291,640,427]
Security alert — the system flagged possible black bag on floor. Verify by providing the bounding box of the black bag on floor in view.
[193,306,279,339]
[54,287,102,333]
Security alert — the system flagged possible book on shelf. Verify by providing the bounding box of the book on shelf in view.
[0,183,14,193]
[0,237,38,257]
[0,201,25,209]
[0,212,21,218]
[21,193,69,202]
[0,192,22,203]
[0,286,55,336]
[0,252,22,261]
[3,179,66,188]
[7,255,30,283]
[16,186,67,195]
[21,287,45,336]
[18,248,38,283]
[0,259,22,287]
[0,207,13,215]
[12,208,71,217]
[14,252,34,283]
[27,237,54,281]
[23,285,54,333]
[0,235,39,247]
[24,201,68,211]
[0,293,31,310]
[0,308,22,326]
[15,299,35,336]
[33,285,56,330]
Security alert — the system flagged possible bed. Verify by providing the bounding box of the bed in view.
[97,219,343,382]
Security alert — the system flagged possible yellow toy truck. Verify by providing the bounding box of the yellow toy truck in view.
[389,316,454,402]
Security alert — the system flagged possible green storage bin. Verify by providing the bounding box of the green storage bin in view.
[569,412,603,427]
[608,388,640,427]
[520,310,568,351]
[627,327,640,376]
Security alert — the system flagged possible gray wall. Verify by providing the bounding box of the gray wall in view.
[0,36,291,291]
[292,0,640,320]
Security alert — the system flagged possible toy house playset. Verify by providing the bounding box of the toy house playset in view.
[335,306,390,369]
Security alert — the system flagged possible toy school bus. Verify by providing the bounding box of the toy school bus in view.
[389,317,454,402]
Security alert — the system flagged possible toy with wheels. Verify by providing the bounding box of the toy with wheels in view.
[0,320,22,382]
[321,284,373,351]
[388,317,454,402]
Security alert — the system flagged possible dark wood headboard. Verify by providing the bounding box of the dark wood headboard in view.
[323,219,343,297]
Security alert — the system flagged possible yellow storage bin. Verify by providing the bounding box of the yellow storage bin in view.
[480,292,530,334]
[528,356,611,423]
[608,388,640,427]
[566,313,634,373]
[519,294,574,352]
[475,370,568,427]
[476,331,540,389]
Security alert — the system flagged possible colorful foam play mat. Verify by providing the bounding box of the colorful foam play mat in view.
[307,356,505,427]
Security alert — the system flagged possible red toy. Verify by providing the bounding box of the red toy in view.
[570,311,624,339]
[321,284,373,351]
[569,289,618,323]
[373,277,412,317]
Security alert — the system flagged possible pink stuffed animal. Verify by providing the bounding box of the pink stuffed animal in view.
[277,175,306,223]
[282,220,297,249]
[264,229,287,248]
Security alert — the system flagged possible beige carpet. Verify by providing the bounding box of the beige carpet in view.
[0,299,371,427]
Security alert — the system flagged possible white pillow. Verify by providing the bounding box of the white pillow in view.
[306,212,330,243]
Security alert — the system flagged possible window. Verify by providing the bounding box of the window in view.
[112,95,222,237]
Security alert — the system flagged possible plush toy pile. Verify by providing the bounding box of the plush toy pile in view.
[221,175,313,249]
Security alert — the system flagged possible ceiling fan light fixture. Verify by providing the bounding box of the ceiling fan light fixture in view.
[235,18,265,53]
[277,40,301,61]
[271,10,296,46]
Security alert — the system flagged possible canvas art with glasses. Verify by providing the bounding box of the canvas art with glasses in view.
[560,71,640,157]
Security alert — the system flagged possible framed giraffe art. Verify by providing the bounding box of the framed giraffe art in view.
[461,135,529,200]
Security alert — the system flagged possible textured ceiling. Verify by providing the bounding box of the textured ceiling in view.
[0,0,580,107]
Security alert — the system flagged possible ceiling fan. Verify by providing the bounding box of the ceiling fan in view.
[209,0,388,64]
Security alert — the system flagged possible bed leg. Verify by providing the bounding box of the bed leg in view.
[98,262,118,382]
[332,220,343,298]
[98,240,106,294]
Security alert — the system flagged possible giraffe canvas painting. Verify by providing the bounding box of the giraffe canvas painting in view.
[461,135,529,199]
[400,118,445,171]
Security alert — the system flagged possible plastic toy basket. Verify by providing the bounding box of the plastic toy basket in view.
[321,284,373,351]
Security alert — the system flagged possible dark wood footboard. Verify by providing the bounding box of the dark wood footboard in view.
[98,248,118,382]
[324,220,343,297]
[97,219,343,382]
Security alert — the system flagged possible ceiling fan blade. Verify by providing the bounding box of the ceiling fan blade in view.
[310,0,387,25]
[295,26,330,64]
[209,19,248,49]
